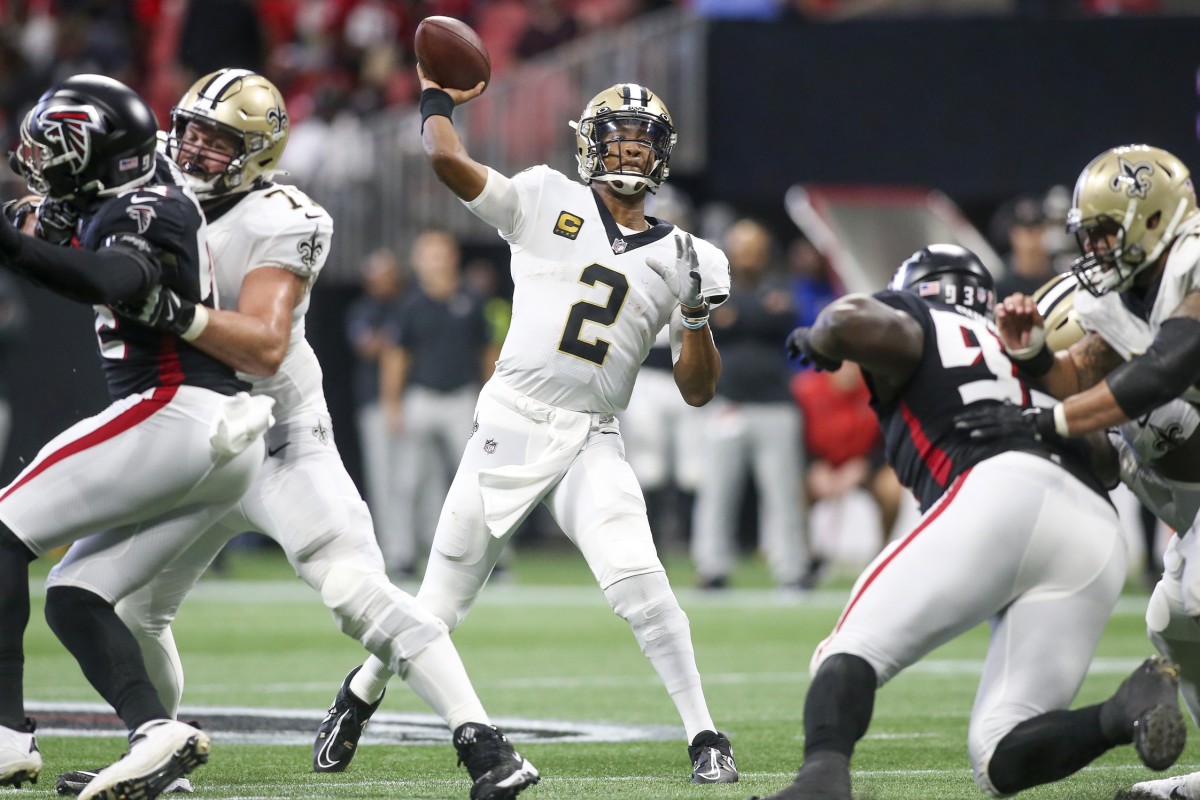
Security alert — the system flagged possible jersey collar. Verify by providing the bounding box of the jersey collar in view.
[590,188,673,255]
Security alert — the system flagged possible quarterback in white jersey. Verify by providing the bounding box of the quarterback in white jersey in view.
[337,74,739,784]
[959,146,1200,800]
[60,70,539,800]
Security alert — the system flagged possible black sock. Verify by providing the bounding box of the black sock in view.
[987,704,1111,794]
[0,525,34,730]
[44,585,168,731]
[803,653,877,759]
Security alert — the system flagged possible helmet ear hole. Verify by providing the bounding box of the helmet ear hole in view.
[1146,210,1162,231]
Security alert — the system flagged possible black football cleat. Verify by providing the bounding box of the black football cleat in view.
[453,722,540,800]
[313,666,385,773]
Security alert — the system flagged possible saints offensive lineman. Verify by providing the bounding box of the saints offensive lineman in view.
[754,245,1185,800]
[958,145,1200,800]
[54,70,539,800]
[317,73,739,783]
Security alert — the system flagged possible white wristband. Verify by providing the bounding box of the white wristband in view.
[181,304,209,342]
[1004,325,1047,360]
[1052,403,1070,437]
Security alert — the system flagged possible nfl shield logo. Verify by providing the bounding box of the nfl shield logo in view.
[611,238,627,254]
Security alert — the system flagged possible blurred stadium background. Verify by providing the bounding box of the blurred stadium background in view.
[5,2,1200,794]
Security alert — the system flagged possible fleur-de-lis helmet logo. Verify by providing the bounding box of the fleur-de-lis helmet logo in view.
[1111,157,1154,199]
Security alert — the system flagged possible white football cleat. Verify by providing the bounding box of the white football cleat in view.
[1117,771,1200,799]
[78,719,209,800]
[0,718,41,788]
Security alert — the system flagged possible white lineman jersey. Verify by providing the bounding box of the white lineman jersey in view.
[1074,213,1200,406]
[465,165,729,414]
[206,182,334,419]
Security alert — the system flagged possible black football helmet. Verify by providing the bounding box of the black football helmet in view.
[12,74,158,202]
[888,244,995,315]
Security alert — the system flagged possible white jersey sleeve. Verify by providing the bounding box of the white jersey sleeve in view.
[238,183,333,285]
[464,165,552,244]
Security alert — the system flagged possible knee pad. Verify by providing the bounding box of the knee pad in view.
[604,573,691,654]
[320,562,447,673]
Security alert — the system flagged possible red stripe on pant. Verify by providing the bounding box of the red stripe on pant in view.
[0,385,179,503]
[815,467,974,663]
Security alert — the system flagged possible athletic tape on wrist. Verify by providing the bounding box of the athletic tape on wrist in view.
[680,315,709,330]
[181,304,209,342]
[1052,403,1070,437]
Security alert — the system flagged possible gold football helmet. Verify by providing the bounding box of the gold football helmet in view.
[569,83,676,195]
[168,69,289,199]
[1032,271,1087,352]
[1068,144,1196,296]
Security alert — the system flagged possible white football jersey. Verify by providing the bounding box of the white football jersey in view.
[465,165,729,414]
[206,182,334,418]
[1074,213,1200,405]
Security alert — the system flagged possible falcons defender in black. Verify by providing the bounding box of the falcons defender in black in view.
[753,245,1184,800]
[0,75,270,800]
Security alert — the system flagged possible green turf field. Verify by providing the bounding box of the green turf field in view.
[21,547,1197,799]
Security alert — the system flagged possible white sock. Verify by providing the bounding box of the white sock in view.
[349,655,393,705]
[604,572,716,742]
[402,633,490,730]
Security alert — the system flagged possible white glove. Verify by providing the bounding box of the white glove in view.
[646,233,704,308]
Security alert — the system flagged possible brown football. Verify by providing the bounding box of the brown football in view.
[414,16,491,92]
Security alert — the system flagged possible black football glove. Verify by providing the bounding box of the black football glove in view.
[785,326,843,372]
[953,401,1060,444]
[112,285,201,339]
[34,198,80,247]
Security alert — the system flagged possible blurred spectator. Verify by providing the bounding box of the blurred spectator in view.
[280,84,375,189]
[346,247,409,573]
[693,0,787,18]
[380,230,495,577]
[515,0,579,61]
[788,235,840,330]
[463,256,512,353]
[791,361,902,577]
[692,218,811,590]
[177,0,265,78]
[992,193,1056,300]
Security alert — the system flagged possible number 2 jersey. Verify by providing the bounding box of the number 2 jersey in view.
[80,156,244,400]
[867,290,1108,511]
[463,165,729,414]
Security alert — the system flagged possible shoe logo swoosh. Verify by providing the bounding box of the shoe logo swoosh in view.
[267,443,289,457]
[697,749,722,781]
[314,714,345,771]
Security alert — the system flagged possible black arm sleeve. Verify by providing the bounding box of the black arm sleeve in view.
[2,232,160,306]
[1105,317,1200,420]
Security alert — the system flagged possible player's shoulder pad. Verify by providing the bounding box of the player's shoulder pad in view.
[511,163,557,189]
[872,288,930,320]
[92,183,201,245]
[240,183,333,238]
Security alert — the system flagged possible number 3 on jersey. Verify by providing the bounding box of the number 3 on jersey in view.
[929,308,1026,405]
[558,263,628,365]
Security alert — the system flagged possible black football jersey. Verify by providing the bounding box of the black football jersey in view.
[865,290,1105,511]
[77,157,245,400]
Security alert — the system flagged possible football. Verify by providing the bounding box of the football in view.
[414,16,491,92]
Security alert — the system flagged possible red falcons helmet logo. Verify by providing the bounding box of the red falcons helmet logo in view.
[37,105,104,174]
